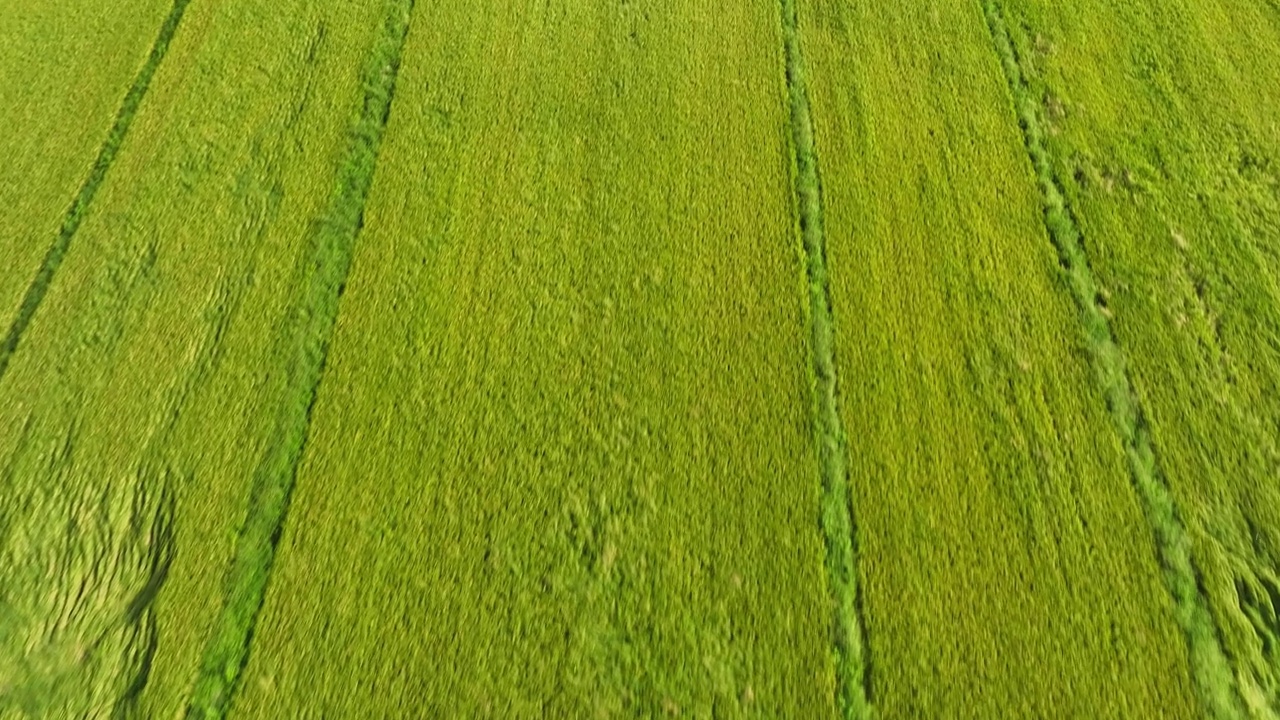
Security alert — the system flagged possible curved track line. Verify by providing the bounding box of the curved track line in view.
[980,3,1247,718]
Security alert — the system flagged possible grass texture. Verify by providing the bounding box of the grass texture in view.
[186,1,414,715]
[232,0,836,715]
[992,0,1280,715]
[981,2,1246,716]
[0,0,178,370]
[3,0,1279,716]
[0,0,390,715]
[778,0,872,714]
[0,477,174,719]
[793,0,1200,715]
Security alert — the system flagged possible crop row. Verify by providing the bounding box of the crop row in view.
[980,1,1241,715]
[4,0,1279,716]
[0,1,188,715]
[0,0,187,379]
[778,0,871,715]
[186,1,416,716]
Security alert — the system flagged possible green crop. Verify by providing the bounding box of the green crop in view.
[187,0,414,715]
[795,0,1199,715]
[0,0,390,715]
[994,0,1280,715]
[233,0,836,715]
[4,0,1279,716]
[0,478,173,719]
[0,0,175,361]
[982,1,1246,716]
[779,0,872,714]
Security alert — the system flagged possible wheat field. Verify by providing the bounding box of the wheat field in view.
[1,0,1278,717]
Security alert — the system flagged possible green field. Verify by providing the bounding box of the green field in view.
[1,0,1278,717]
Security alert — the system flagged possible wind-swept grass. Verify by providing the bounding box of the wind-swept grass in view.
[4,0,1277,716]
[0,0,397,716]
[0,473,174,719]
[988,0,1280,714]
[793,0,1198,715]
[231,0,836,715]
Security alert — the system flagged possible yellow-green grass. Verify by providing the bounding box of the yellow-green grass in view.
[0,0,172,339]
[187,0,415,715]
[0,0,386,715]
[233,0,835,715]
[995,0,1280,714]
[778,0,870,712]
[797,0,1199,716]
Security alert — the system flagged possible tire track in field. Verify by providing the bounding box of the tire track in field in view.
[0,0,193,384]
[980,3,1248,718]
[777,0,873,716]
[183,1,415,717]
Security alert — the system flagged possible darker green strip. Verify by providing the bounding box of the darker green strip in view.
[979,2,1246,718]
[778,0,873,717]
[0,0,193,383]
[184,1,415,717]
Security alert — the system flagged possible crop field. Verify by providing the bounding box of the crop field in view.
[1,0,1277,717]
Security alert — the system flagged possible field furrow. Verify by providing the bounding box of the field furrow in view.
[981,3,1243,716]
[231,0,836,715]
[187,1,416,715]
[795,0,1199,715]
[778,0,872,714]
[991,0,1280,714]
[0,0,182,376]
[0,0,393,716]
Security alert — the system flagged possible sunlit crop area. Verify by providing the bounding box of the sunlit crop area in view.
[2,0,1277,717]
